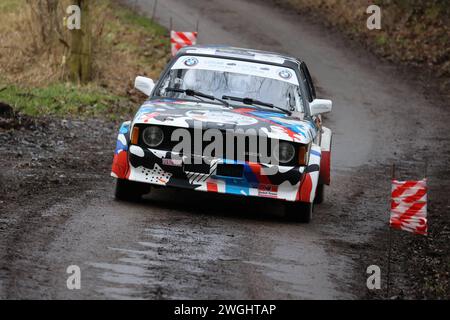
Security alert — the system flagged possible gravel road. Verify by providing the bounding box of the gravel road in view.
[0,0,448,299]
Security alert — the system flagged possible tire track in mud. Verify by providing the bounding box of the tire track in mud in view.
[29,188,351,299]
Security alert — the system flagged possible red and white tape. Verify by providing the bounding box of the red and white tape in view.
[390,179,428,235]
[171,31,198,56]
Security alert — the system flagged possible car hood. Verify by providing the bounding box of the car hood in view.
[133,99,317,144]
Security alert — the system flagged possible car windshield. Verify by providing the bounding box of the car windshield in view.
[156,56,304,113]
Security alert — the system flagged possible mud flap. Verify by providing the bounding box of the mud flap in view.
[319,126,332,185]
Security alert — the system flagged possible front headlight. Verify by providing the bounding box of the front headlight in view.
[278,141,296,164]
[142,126,164,147]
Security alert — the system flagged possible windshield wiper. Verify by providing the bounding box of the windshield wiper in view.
[222,95,292,115]
[166,88,229,108]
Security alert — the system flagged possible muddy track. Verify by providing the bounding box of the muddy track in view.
[0,0,449,299]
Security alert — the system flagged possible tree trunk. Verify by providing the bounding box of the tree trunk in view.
[68,0,92,84]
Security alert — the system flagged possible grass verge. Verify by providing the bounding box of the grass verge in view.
[0,84,133,120]
[0,0,170,119]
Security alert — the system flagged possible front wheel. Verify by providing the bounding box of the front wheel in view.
[284,202,313,223]
[115,179,151,202]
[314,183,325,204]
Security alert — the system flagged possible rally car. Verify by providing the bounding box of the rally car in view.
[111,46,332,222]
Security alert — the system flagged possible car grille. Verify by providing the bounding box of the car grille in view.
[135,125,299,166]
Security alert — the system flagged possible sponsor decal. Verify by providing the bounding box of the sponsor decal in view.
[279,69,292,80]
[258,185,278,198]
[162,158,183,167]
[185,110,258,125]
[183,57,199,67]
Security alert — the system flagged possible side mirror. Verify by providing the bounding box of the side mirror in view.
[135,76,155,96]
[309,99,332,116]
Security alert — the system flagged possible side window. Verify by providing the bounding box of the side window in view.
[300,62,316,102]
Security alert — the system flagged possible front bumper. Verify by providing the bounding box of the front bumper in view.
[112,144,321,203]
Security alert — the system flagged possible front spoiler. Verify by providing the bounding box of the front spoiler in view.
[112,144,322,203]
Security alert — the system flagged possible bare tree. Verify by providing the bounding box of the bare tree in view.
[68,0,92,83]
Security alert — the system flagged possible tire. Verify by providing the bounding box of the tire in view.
[314,183,325,204]
[285,201,313,223]
[115,179,150,202]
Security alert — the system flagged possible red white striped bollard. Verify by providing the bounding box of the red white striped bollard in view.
[170,31,198,56]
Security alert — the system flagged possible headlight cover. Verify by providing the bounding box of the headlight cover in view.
[277,141,296,164]
[142,126,164,147]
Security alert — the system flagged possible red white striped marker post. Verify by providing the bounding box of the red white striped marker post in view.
[386,163,428,298]
[170,31,198,56]
[390,178,428,235]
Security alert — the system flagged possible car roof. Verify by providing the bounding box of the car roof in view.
[176,45,302,67]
